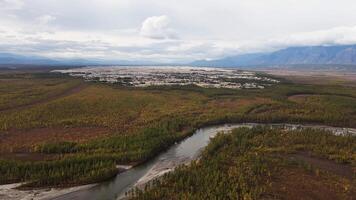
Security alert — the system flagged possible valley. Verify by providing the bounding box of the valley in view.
[2,1,356,199]
[0,67,355,200]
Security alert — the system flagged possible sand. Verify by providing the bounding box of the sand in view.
[0,183,96,200]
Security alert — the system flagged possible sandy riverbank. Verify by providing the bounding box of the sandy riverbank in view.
[0,165,133,200]
[0,183,96,200]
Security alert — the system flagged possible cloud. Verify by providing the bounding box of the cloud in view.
[140,15,177,39]
[37,15,56,25]
[265,26,356,49]
[0,0,24,10]
[2,0,356,62]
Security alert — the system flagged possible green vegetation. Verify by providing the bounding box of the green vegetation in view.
[0,71,356,187]
[1,77,356,132]
[129,127,355,199]
[35,117,190,162]
[0,117,193,186]
[0,155,117,187]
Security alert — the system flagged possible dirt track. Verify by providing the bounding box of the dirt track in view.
[0,83,88,112]
[291,152,354,180]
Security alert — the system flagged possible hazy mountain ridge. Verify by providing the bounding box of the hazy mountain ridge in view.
[192,45,356,68]
[0,53,62,65]
[2,45,356,70]
[0,53,156,66]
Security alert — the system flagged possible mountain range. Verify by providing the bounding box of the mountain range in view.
[1,45,356,70]
[0,53,155,67]
[192,45,356,69]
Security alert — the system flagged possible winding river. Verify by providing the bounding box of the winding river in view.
[50,123,356,200]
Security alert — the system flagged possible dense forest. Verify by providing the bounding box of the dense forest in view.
[128,127,355,199]
[0,117,190,186]
[0,155,117,187]
[0,72,356,187]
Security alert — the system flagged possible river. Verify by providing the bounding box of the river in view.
[49,123,356,200]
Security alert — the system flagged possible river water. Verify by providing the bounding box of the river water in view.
[51,123,356,200]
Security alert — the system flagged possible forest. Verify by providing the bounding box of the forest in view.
[0,155,117,187]
[0,71,356,187]
[128,127,355,199]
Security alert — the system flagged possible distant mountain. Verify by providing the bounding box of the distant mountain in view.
[0,53,62,65]
[191,53,266,67]
[0,53,157,66]
[4,44,356,69]
[192,45,356,68]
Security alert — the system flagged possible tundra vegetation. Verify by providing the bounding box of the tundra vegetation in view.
[0,70,355,188]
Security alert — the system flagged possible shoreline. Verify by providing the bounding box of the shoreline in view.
[0,183,96,200]
[1,123,355,200]
[121,122,356,197]
[0,165,133,200]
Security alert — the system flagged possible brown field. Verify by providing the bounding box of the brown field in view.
[0,82,88,112]
[287,93,356,103]
[263,69,356,86]
[289,152,354,179]
[1,71,356,155]
[268,167,354,200]
[0,127,110,153]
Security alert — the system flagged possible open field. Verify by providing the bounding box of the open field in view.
[0,72,85,111]
[262,69,356,86]
[0,69,356,188]
[129,127,355,200]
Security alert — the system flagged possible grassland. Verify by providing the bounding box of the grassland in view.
[0,69,356,187]
[129,127,355,200]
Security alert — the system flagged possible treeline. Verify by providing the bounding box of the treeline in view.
[0,117,193,187]
[0,155,117,187]
[128,127,355,199]
[35,116,192,162]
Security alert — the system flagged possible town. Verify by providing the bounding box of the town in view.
[54,66,279,89]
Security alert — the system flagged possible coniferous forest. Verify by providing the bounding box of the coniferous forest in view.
[129,127,355,199]
[0,71,355,191]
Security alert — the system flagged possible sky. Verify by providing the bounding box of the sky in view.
[1,0,356,63]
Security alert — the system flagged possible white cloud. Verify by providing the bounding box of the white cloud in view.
[0,0,24,10]
[37,15,56,25]
[140,15,176,39]
[1,0,356,62]
[266,26,356,48]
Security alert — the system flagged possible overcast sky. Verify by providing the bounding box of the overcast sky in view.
[1,0,356,62]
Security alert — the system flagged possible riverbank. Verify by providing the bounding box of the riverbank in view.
[0,165,133,200]
[0,183,96,200]
[130,123,356,194]
[1,123,355,200]
[129,126,355,199]
[52,123,356,200]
